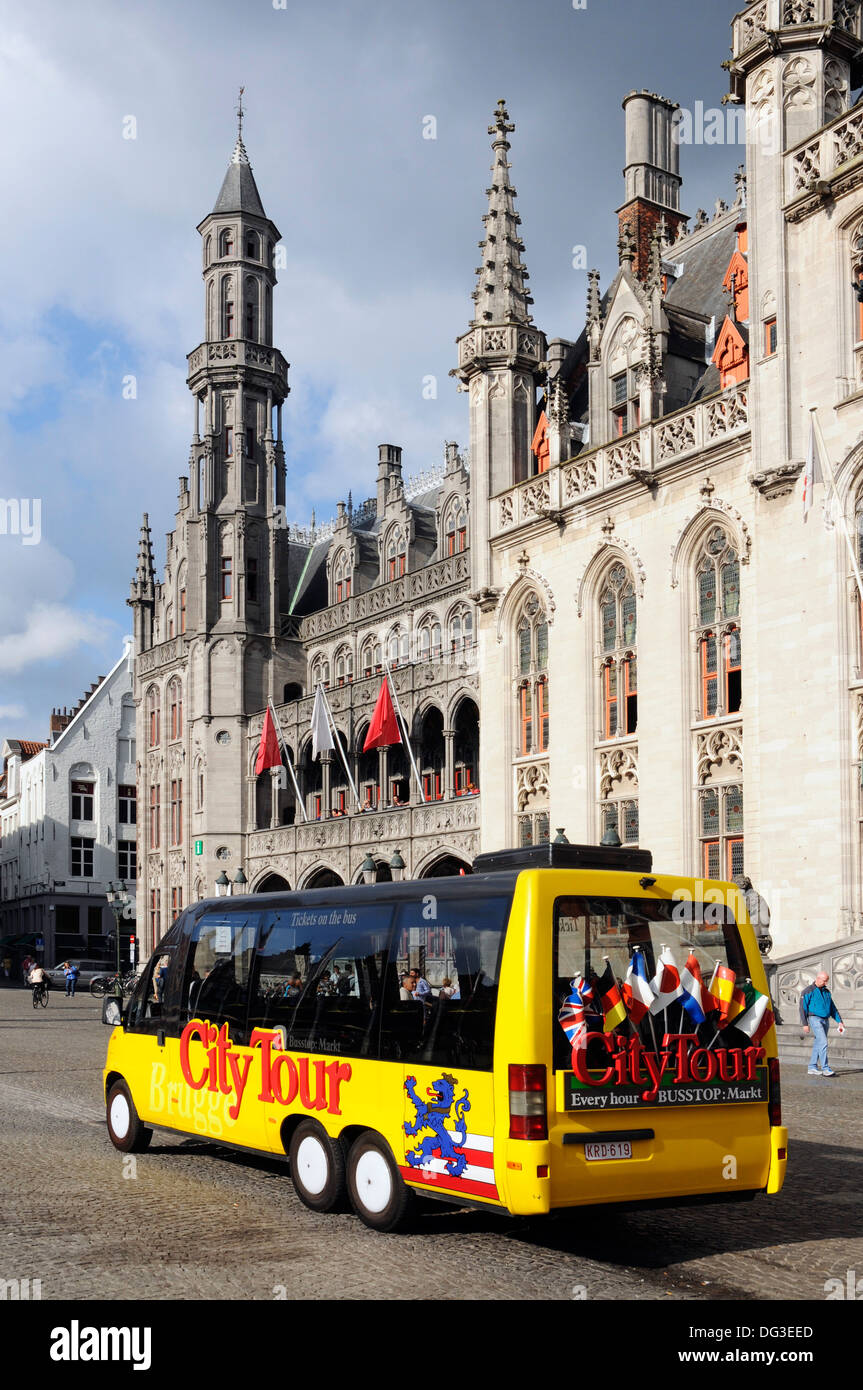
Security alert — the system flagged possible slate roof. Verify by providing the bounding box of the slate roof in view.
[212,137,267,219]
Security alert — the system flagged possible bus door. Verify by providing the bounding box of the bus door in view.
[550,891,772,1205]
[162,909,262,1148]
[380,893,511,1207]
[245,903,393,1154]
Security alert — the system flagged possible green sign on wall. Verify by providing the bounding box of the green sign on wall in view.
[194,840,203,856]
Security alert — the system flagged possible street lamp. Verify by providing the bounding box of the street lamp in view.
[215,871,231,897]
[389,849,405,882]
[104,879,129,1004]
[361,853,377,886]
[233,869,247,894]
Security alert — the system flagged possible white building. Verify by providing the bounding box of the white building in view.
[0,643,137,967]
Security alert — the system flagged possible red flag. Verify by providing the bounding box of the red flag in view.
[255,706,281,774]
[363,678,401,751]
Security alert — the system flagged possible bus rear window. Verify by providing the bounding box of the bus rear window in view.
[552,895,749,1072]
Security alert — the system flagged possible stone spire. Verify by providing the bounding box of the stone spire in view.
[133,514,155,589]
[470,99,534,326]
[212,88,267,217]
[128,513,156,653]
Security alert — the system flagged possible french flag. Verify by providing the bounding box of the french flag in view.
[623,949,654,1024]
[649,944,683,1014]
[679,951,709,1026]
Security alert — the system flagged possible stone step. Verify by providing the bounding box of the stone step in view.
[774,1024,863,1068]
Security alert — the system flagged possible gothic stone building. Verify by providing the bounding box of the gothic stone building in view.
[134,3,863,993]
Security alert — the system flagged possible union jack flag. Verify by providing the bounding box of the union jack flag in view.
[558,976,594,1063]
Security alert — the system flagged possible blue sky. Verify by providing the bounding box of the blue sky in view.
[0,0,743,747]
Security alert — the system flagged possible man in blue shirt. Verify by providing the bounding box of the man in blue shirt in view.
[800,972,845,1077]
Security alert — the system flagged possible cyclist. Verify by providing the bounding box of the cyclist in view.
[28,962,48,1007]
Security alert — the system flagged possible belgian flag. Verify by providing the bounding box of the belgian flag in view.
[594,957,628,1034]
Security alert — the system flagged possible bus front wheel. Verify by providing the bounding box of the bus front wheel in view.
[347,1131,415,1233]
[106,1079,152,1154]
[288,1120,346,1213]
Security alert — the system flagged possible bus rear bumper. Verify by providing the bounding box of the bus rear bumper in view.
[765,1124,788,1195]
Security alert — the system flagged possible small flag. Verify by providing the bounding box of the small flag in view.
[707,962,746,1027]
[679,951,709,1026]
[649,945,683,1015]
[558,978,590,1064]
[594,959,627,1033]
[310,685,335,760]
[733,981,774,1044]
[623,948,654,1024]
[363,677,402,751]
[254,706,282,775]
[802,415,822,522]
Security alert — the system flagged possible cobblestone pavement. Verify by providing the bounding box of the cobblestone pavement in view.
[0,985,860,1302]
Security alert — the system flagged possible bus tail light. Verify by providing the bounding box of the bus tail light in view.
[768,1057,782,1127]
[509,1064,547,1140]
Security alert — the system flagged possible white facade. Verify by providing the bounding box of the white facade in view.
[0,643,136,964]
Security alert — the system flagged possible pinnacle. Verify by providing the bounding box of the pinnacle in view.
[469,99,533,328]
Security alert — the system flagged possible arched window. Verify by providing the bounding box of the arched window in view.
[443,499,468,555]
[244,276,258,340]
[599,564,637,739]
[515,593,549,757]
[219,228,234,257]
[387,627,403,668]
[386,526,406,581]
[852,228,863,344]
[168,678,183,741]
[333,550,352,604]
[334,646,353,687]
[245,230,259,260]
[146,687,160,748]
[695,528,741,720]
[221,276,234,338]
[311,655,330,689]
[204,235,212,266]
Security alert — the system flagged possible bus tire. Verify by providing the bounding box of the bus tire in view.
[347,1130,415,1233]
[106,1079,152,1154]
[288,1119,346,1213]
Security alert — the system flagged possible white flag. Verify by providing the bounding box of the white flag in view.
[310,685,334,760]
[802,415,822,522]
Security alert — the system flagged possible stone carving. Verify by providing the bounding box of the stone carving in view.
[750,67,776,127]
[499,494,515,528]
[517,331,539,356]
[599,744,638,798]
[783,0,816,21]
[656,411,697,461]
[484,328,508,353]
[738,1,768,50]
[783,56,816,111]
[834,0,862,33]
[460,333,477,363]
[833,109,863,168]
[470,376,484,405]
[562,455,599,500]
[670,500,752,588]
[487,374,507,399]
[607,438,641,480]
[520,477,550,520]
[516,761,549,811]
[705,385,749,439]
[825,59,849,122]
[695,725,743,785]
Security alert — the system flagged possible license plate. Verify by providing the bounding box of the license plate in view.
[584,1141,633,1161]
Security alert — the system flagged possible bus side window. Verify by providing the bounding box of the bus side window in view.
[248,906,391,1056]
[380,895,511,1071]
[181,911,259,1045]
[126,916,187,1035]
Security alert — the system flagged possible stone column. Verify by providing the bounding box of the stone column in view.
[321,752,332,817]
[443,729,455,800]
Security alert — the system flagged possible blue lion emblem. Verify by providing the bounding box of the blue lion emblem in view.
[403,1073,471,1178]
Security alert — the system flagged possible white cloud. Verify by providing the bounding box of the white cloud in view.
[0,602,115,674]
[0,704,26,720]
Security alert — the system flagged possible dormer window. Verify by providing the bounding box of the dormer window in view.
[611,371,639,437]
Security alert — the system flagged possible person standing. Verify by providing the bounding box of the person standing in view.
[64,962,80,998]
[800,972,845,1076]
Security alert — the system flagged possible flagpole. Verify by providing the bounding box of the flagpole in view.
[810,407,863,606]
[267,699,308,823]
[382,659,427,804]
[320,687,363,813]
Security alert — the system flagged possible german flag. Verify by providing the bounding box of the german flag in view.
[707,962,746,1028]
[594,957,628,1033]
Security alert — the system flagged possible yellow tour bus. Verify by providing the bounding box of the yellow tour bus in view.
[103,841,786,1231]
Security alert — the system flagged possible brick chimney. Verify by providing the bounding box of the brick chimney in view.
[617,90,688,282]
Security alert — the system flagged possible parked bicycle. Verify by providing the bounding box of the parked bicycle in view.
[32,981,48,1009]
[90,970,138,998]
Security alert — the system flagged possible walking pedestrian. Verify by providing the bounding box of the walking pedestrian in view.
[800,972,845,1076]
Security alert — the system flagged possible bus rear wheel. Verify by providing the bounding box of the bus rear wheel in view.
[288,1120,346,1213]
[347,1131,415,1233]
[106,1079,152,1154]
